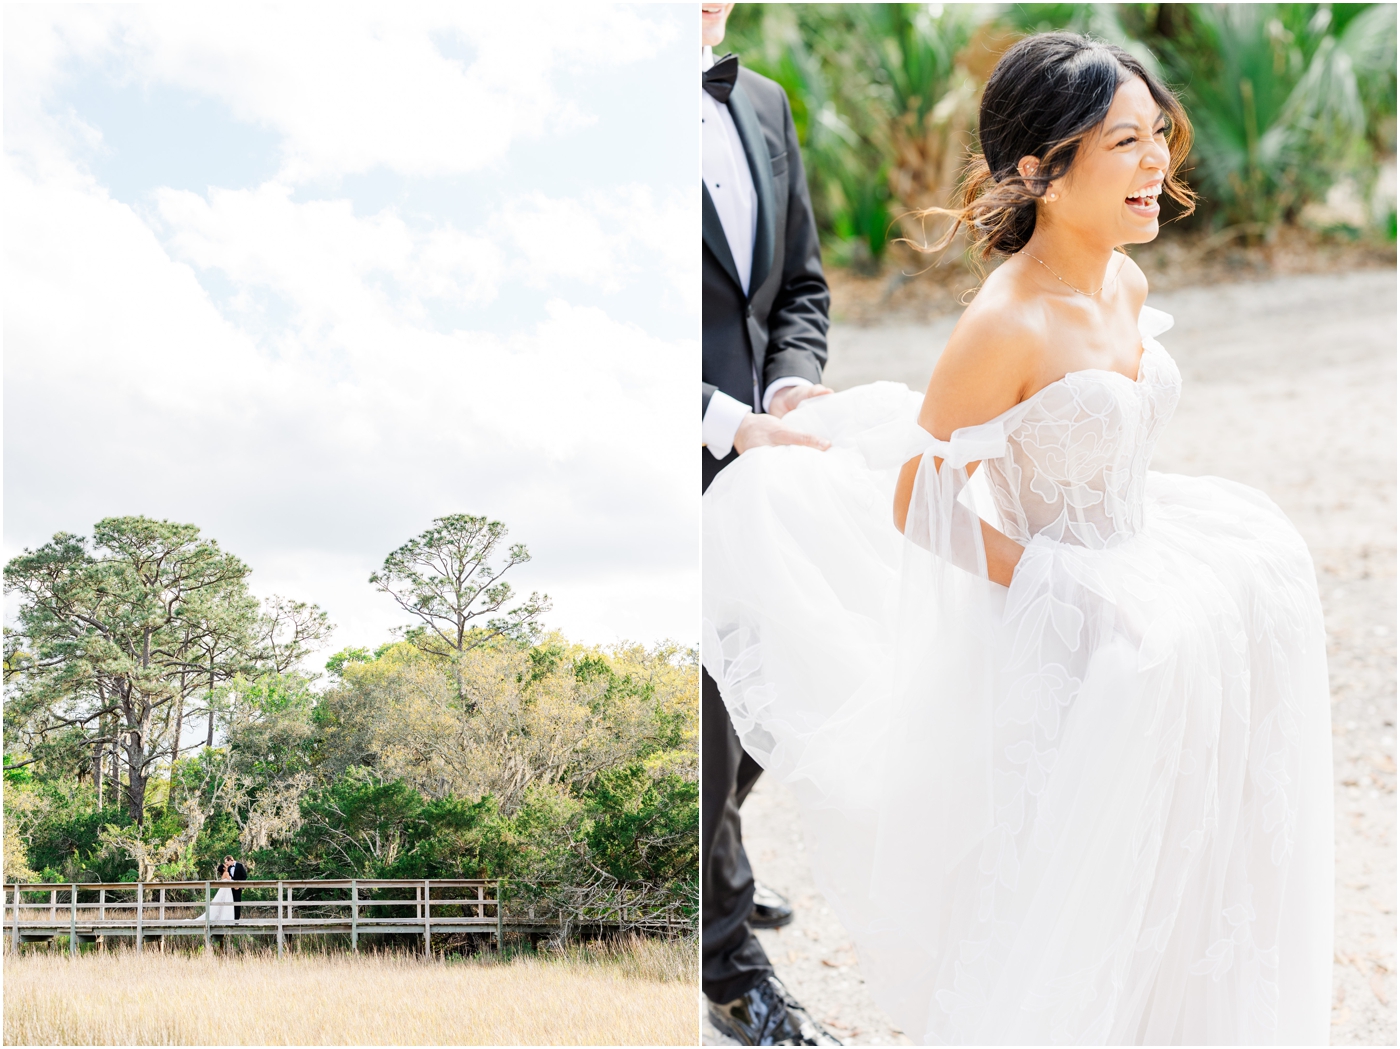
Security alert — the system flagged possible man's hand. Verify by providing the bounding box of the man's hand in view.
[734,412,831,454]
[768,383,834,419]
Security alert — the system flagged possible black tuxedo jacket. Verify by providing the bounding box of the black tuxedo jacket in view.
[702,66,830,492]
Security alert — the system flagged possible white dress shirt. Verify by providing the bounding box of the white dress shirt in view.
[702,46,812,460]
[702,51,756,297]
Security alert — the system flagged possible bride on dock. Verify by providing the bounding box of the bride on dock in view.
[189,862,235,924]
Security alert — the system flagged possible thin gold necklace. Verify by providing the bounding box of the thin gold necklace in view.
[1019,250,1118,297]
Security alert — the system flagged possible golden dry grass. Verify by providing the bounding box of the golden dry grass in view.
[2,940,699,1045]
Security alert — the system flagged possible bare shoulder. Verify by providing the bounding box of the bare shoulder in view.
[1117,252,1149,310]
[941,292,1044,386]
[921,267,1048,437]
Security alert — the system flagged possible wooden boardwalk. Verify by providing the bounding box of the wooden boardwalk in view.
[4,878,693,956]
[5,879,499,956]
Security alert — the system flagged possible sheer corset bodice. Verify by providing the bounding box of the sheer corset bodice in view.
[981,306,1180,550]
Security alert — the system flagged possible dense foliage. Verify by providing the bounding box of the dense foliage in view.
[725,2,1397,265]
[4,517,697,910]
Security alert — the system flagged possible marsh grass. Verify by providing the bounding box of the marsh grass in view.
[543,933,698,984]
[2,937,699,1045]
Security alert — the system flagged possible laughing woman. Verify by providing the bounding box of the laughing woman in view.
[701,32,1333,1045]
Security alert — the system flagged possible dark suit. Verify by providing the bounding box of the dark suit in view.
[702,64,829,1005]
[702,68,830,493]
[229,861,247,921]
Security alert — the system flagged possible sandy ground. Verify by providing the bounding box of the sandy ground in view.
[704,268,1397,1046]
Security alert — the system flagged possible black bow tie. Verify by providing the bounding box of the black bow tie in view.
[704,53,739,104]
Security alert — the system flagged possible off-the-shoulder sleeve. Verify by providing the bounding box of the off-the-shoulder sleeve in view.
[1138,304,1174,341]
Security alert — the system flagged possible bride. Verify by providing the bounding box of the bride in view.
[702,32,1333,1046]
[192,862,236,924]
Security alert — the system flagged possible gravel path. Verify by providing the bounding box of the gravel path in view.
[704,268,1397,1046]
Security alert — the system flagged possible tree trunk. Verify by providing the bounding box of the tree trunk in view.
[93,741,104,808]
[119,685,153,825]
[205,653,216,747]
[168,674,186,812]
[124,727,148,826]
[127,764,147,825]
[109,743,120,811]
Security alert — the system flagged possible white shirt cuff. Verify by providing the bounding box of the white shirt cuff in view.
[702,390,752,460]
[762,376,814,414]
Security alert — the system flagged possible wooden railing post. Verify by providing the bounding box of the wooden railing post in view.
[10,886,19,955]
[203,881,211,952]
[136,882,144,952]
[276,882,284,958]
[70,885,77,957]
[159,887,166,924]
[423,879,431,958]
[351,880,358,953]
[50,886,56,924]
[495,880,503,952]
[99,887,105,923]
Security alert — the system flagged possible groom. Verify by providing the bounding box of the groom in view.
[225,854,248,921]
[702,4,832,1044]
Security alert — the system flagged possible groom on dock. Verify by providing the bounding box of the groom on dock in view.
[701,4,832,1044]
[225,854,247,921]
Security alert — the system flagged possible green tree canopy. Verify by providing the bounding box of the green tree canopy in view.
[5,518,259,824]
[4,517,331,827]
[370,514,551,670]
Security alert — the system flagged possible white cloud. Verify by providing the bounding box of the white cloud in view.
[154,183,503,327]
[498,185,698,311]
[5,4,680,183]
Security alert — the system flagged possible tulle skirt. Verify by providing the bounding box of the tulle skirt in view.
[209,889,235,923]
[702,385,1333,1045]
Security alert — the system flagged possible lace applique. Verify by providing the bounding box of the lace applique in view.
[983,339,1181,550]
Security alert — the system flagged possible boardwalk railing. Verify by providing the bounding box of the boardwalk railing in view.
[509,880,696,939]
[4,878,696,956]
[4,879,500,957]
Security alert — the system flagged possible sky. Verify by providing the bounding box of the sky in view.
[3,4,699,662]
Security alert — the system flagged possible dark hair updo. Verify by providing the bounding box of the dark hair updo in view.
[924,31,1195,259]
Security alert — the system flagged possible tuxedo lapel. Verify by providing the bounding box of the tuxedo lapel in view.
[727,82,776,297]
[702,184,743,293]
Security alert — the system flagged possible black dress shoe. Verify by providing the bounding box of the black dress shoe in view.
[708,976,827,1045]
[750,880,794,930]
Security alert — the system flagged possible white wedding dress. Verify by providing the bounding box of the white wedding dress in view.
[702,307,1333,1045]
[201,885,233,924]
